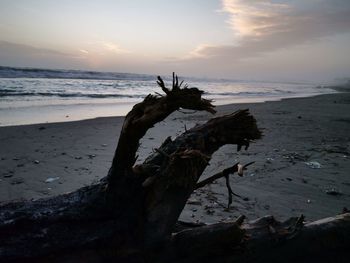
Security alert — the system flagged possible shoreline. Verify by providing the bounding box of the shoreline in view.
[0,90,339,127]
[1,92,350,223]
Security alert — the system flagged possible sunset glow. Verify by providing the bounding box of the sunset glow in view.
[0,0,349,81]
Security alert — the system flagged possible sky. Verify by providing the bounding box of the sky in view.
[0,0,350,82]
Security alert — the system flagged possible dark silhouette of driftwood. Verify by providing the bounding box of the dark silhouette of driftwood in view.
[0,73,349,263]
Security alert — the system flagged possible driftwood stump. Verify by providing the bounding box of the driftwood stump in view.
[0,73,349,263]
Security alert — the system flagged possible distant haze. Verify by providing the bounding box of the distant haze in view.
[1,0,350,82]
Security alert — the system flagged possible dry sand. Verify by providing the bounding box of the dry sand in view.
[1,92,349,223]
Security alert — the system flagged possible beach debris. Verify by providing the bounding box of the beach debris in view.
[4,172,14,178]
[266,157,274,163]
[75,156,82,160]
[325,188,342,196]
[45,177,60,183]
[307,199,311,204]
[283,152,309,162]
[237,164,244,176]
[13,157,20,161]
[11,177,24,185]
[101,144,108,147]
[305,161,321,169]
[187,198,202,205]
[87,154,96,159]
[206,209,215,215]
[33,160,40,164]
[286,177,293,181]
[302,178,308,184]
[38,126,46,130]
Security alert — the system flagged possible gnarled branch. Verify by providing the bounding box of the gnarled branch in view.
[106,73,216,200]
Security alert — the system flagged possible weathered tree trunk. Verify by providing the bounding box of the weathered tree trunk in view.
[0,74,349,263]
[167,213,350,263]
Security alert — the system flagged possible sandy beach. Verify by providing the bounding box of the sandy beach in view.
[1,92,349,223]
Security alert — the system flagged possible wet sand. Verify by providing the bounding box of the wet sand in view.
[1,92,349,223]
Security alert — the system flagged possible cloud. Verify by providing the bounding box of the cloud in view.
[101,42,131,54]
[79,49,89,54]
[76,41,131,57]
[222,0,290,37]
[0,41,86,69]
[187,44,213,58]
[186,0,350,60]
[0,41,72,57]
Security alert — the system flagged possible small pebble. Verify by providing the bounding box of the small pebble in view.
[34,160,40,164]
[45,177,60,183]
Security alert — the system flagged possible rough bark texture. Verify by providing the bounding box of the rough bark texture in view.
[0,74,349,262]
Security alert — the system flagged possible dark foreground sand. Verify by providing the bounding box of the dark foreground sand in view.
[1,93,349,223]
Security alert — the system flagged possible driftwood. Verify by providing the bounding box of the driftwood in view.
[0,73,349,263]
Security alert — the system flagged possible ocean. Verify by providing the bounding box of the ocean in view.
[0,66,336,126]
